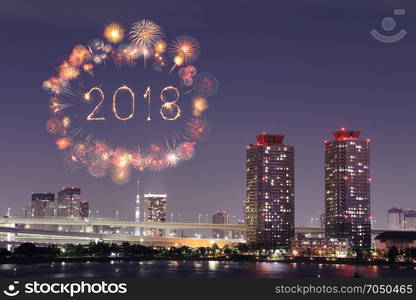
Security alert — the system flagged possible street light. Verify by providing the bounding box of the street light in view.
[205,214,209,223]
[116,210,119,219]
[170,213,174,222]
[6,208,11,217]
[198,213,201,223]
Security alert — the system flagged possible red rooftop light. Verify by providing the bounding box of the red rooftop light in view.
[256,133,285,145]
[332,129,361,141]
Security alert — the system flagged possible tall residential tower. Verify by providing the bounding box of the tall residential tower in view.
[143,194,167,237]
[245,133,295,248]
[324,128,371,250]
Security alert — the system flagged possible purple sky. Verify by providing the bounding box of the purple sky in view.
[1,0,416,227]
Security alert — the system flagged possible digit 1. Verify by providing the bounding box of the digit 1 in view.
[144,86,151,121]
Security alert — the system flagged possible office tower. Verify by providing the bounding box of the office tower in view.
[324,128,371,250]
[245,133,295,248]
[79,201,89,218]
[388,207,404,230]
[212,211,228,239]
[404,210,416,230]
[143,194,167,237]
[31,193,55,217]
[57,187,81,217]
[135,180,141,235]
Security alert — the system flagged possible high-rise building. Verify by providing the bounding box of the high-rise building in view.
[212,211,228,239]
[388,207,404,230]
[135,180,141,235]
[245,133,295,248]
[57,187,81,217]
[143,194,167,237]
[31,193,55,217]
[79,201,89,218]
[404,210,416,230]
[324,128,371,250]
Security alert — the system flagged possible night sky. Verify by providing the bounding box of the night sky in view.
[1,0,416,227]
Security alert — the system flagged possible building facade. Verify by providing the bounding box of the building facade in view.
[79,201,89,218]
[245,133,295,248]
[212,211,229,239]
[388,207,404,230]
[30,193,55,217]
[57,187,81,217]
[324,128,371,250]
[404,210,416,230]
[143,194,167,237]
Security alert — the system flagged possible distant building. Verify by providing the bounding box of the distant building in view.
[31,193,55,217]
[291,237,348,258]
[388,207,404,230]
[324,128,371,250]
[135,180,141,236]
[319,213,326,228]
[375,231,416,253]
[404,210,416,230]
[79,201,89,218]
[212,211,228,239]
[57,187,81,217]
[143,194,167,237]
[245,133,295,248]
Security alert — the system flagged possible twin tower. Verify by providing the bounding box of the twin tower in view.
[244,128,371,250]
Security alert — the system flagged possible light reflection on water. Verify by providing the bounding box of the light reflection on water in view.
[0,261,414,278]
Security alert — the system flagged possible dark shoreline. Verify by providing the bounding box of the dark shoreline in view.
[1,256,415,268]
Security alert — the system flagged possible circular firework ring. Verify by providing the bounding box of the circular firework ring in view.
[43,19,218,184]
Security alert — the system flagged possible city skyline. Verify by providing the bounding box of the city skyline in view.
[1,0,416,228]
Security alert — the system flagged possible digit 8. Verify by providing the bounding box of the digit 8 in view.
[160,86,181,121]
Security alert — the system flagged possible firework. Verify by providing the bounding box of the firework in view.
[88,39,105,52]
[111,149,132,169]
[191,72,219,96]
[178,142,195,161]
[58,61,80,81]
[152,52,166,72]
[164,147,183,168]
[82,63,94,74]
[111,167,131,185]
[72,142,92,164]
[63,152,82,172]
[55,138,72,150]
[186,118,210,141]
[178,65,196,80]
[192,97,208,116]
[88,159,109,178]
[43,76,70,95]
[155,40,167,53]
[103,23,125,44]
[46,118,62,134]
[49,97,71,114]
[69,45,92,67]
[122,44,141,62]
[62,116,71,128]
[129,19,163,50]
[170,35,200,64]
